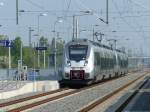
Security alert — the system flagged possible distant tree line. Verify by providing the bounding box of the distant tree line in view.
[0,35,65,69]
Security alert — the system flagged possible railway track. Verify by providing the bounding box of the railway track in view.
[115,76,150,112]
[79,72,149,112]
[0,88,73,111]
[0,71,144,111]
[0,80,113,111]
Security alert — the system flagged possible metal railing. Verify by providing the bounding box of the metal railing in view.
[0,71,27,91]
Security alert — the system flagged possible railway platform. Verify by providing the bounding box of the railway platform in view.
[123,77,150,111]
[0,80,59,99]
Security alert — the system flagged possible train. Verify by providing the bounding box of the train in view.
[59,38,128,85]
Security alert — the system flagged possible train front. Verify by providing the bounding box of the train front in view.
[60,40,94,85]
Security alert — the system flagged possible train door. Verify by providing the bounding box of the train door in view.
[94,52,98,75]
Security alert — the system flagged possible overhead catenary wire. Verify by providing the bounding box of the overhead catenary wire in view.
[75,0,107,23]
[129,0,150,12]
[112,0,147,39]
[74,0,117,38]
[0,18,16,21]
[64,0,74,17]
[64,0,72,17]
[130,1,149,41]
[112,14,150,18]
[25,0,45,10]
[127,0,150,41]
[111,0,150,53]
[126,0,146,40]
[15,1,150,46]
[111,0,146,39]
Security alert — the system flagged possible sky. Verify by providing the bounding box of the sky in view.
[0,0,150,56]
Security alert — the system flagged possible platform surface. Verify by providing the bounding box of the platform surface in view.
[124,78,150,111]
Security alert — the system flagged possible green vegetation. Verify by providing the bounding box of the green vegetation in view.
[11,37,22,67]
[0,35,9,68]
[0,36,65,69]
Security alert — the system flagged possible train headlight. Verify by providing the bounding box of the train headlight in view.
[67,60,71,66]
[84,60,88,66]
[65,73,69,78]
[85,73,89,79]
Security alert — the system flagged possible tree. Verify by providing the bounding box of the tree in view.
[0,35,9,56]
[23,46,33,68]
[39,36,49,47]
[11,37,22,67]
[39,36,51,68]
[0,35,7,40]
[0,35,9,68]
[50,37,65,66]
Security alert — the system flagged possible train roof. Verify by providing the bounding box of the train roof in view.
[67,38,126,54]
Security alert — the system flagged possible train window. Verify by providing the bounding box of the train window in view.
[94,52,100,66]
[113,55,116,65]
[99,53,102,65]
[104,53,107,69]
[102,53,105,69]
[106,53,109,69]
[109,53,112,68]
[69,45,88,61]
[97,53,100,65]
[94,52,97,65]
[118,55,121,66]
[101,57,104,69]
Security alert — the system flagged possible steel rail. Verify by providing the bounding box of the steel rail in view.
[0,71,140,111]
[0,88,68,107]
[5,74,129,111]
[79,72,148,112]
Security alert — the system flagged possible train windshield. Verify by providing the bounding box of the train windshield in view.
[69,45,88,61]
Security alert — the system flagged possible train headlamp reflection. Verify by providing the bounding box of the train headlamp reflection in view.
[84,60,88,66]
[67,60,71,66]
[65,73,69,78]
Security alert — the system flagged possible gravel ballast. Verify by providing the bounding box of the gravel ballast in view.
[28,72,146,112]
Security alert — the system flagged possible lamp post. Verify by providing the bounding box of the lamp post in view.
[29,27,34,48]
[98,0,109,24]
[16,0,18,25]
[53,17,63,75]
[29,27,34,68]
[79,29,87,38]
[107,37,129,50]
[116,38,130,53]
[8,38,11,69]
[20,40,23,70]
[92,24,99,41]
[18,10,47,68]
[37,13,47,36]
[72,11,93,40]
[8,39,11,78]
[106,30,117,49]
[37,13,47,68]
[107,39,117,49]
